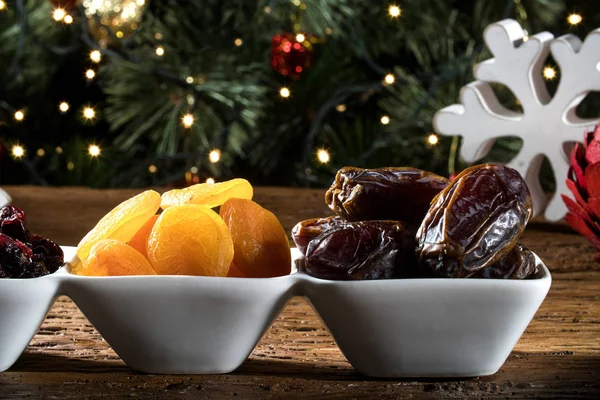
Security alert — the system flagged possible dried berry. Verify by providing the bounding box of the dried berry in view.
[470,243,537,279]
[325,167,449,226]
[304,220,416,280]
[291,216,345,255]
[0,233,33,278]
[0,205,31,243]
[416,164,533,279]
[30,234,64,274]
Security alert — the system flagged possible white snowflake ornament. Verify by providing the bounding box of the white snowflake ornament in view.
[434,19,600,221]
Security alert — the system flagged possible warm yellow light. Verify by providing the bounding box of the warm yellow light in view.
[59,102,69,113]
[0,1,6,11]
[67,161,75,171]
[336,104,347,112]
[186,76,194,84]
[380,115,390,125]
[295,33,305,42]
[317,149,330,164]
[37,148,45,157]
[182,113,194,128]
[14,110,24,121]
[148,164,157,173]
[154,32,162,40]
[384,73,395,85]
[63,14,73,24]
[53,8,66,21]
[234,38,243,46]
[12,145,25,158]
[568,13,582,25]
[85,69,96,80]
[90,50,102,63]
[388,5,401,17]
[83,107,96,119]
[155,46,165,56]
[427,134,439,145]
[190,166,198,174]
[88,144,101,157]
[116,31,124,38]
[279,87,290,98]
[206,177,215,184]
[543,66,556,80]
[56,146,63,154]
[208,149,221,163]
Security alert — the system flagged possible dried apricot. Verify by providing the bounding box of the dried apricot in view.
[127,215,158,259]
[76,239,157,276]
[77,190,161,262]
[147,204,234,276]
[220,198,291,278]
[161,178,253,209]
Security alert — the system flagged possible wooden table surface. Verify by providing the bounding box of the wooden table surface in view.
[1,186,599,399]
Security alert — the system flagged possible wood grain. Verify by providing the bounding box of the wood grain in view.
[1,186,599,399]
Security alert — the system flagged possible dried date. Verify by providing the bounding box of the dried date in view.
[291,216,345,255]
[416,164,533,278]
[325,167,449,226]
[304,220,417,280]
[471,243,537,279]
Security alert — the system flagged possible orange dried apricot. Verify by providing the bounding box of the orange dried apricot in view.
[76,239,157,276]
[147,204,234,276]
[127,214,158,259]
[160,178,253,209]
[220,198,291,278]
[77,190,161,262]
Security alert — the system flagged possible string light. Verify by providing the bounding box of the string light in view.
[206,177,215,184]
[182,113,194,128]
[59,102,69,113]
[427,134,439,145]
[234,38,243,46]
[14,110,24,121]
[12,145,25,159]
[543,66,556,80]
[37,148,45,157]
[90,50,102,63]
[0,1,6,11]
[567,13,582,25]
[155,46,165,56]
[67,162,75,171]
[88,144,101,157]
[154,32,163,40]
[279,87,290,98]
[317,149,330,164]
[380,115,390,125]
[63,15,73,24]
[208,149,221,163]
[85,69,96,80]
[336,104,347,112]
[55,146,63,154]
[190,166,198,174]
[83,107,96,120]
[295,33,305,42]
[186,76,194,84]
[388,5,401,18]
[264,6,271,13]
[148,165,157,173]
[384,74,395,85]
[53,8,66,21]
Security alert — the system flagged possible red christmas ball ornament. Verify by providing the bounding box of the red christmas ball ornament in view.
[270,32,316,79]
[49,0,78,10]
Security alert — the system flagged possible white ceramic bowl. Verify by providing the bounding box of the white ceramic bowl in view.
[0,246,551,376]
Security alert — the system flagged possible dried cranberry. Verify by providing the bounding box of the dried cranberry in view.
[30,234,64,273]
[0,205,31,243]
[0,233,33,278]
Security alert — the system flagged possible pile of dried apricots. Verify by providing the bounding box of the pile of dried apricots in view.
[72,179,291,278]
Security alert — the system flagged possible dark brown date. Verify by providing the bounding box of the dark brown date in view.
[325,167,449,226]
[471,243,537,279]
[291,216,345,255]
[304,220,416,280]
[416,164,533,278]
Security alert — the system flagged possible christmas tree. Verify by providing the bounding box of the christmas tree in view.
[0,0,598,188]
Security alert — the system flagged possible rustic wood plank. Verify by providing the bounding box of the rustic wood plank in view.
[1,186,599,399]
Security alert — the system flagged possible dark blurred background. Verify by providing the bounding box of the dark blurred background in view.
[0,0,598,188]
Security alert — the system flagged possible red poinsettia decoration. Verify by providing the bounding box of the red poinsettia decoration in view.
[563,124,600,258]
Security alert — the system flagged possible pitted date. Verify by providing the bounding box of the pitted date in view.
[304,220,416,280]
[291,216,345,255]
[416,164,533,278]
[325,167,449,226]
[471,243,537,279]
